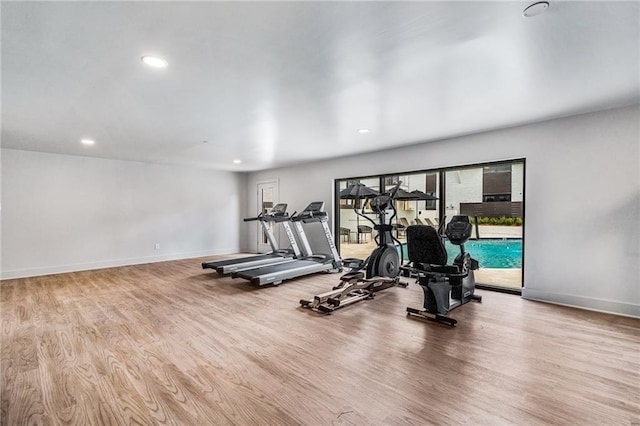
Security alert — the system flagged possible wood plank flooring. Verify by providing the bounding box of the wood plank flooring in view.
[2,256,639,425]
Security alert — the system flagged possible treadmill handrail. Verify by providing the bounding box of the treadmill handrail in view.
[243,212,265,222]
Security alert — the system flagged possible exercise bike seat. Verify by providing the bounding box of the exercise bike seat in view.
[405,225,448,266]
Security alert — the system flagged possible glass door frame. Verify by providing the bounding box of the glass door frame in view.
[333,158,525,295]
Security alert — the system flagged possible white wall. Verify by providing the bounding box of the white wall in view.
[1,149,246,279]
[445,168,484,215]
[247,106,640,317]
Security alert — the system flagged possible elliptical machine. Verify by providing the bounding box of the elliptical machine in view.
[300,182,408,313]
[403,215,482,326]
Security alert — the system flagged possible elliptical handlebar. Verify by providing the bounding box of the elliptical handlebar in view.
[385,183,403,263]
[388,182,401,199]
[387,182,400,225]
[354,182,403,229]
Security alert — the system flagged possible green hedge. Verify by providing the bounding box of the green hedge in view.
[469,216,523,226]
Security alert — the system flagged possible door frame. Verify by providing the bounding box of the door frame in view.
[256,179,279,253]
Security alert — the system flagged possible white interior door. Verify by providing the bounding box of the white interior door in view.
[257,180,279,253]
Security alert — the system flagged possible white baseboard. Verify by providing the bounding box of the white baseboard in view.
[0,248,241,280]
[522,288,640,318]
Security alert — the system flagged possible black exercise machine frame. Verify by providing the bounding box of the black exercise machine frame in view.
[300,182,408,313]
[402,216,482,326]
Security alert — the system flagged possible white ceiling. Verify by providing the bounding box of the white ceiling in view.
[2,1,639,171]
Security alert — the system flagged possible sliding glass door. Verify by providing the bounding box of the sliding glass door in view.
[337,177,380,260]
[334,159,525,293]
[443,161,524,291]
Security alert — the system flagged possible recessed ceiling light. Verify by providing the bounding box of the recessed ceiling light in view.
[81,139,95,146]
[233,159,242,164]
[141,55,168,68]
[523,1,549,18]
[357,129,370,134]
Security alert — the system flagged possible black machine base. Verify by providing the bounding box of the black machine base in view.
[301,182,408,314]
[406,307,458,326]
[300,272,408,313]
[403,216,484,327]
[406,294,482,326]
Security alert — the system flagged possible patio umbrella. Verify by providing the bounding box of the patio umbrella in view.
[410,189,439,200]
[339,183,379,199]
[394,188,420,200]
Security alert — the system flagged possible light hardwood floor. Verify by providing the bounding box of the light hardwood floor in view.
[2,256,639,425]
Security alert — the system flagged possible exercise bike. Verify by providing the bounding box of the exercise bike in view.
[403,215,482,326]
[300,183,408,313]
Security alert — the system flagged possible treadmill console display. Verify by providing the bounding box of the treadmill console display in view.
[302,201,325,214]
[269,203,288,216]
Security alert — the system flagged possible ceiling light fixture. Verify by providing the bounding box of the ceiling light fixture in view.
[523,1,550,17]
[233,159,242,164]
[357,129,370,134]
[81,139,95,146]
[141,55,168,68]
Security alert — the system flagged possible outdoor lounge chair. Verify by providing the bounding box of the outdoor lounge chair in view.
[357,225,373,243]
[339,227,351,243]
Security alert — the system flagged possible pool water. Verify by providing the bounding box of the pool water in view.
[399,239,522,269]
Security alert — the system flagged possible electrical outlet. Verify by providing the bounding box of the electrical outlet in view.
[154,243,160,250]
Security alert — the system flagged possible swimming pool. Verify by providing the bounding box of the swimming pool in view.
[399,239,522,269]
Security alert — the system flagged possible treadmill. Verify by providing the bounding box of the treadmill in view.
[232,201,342,286]
[201,203,301,275]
